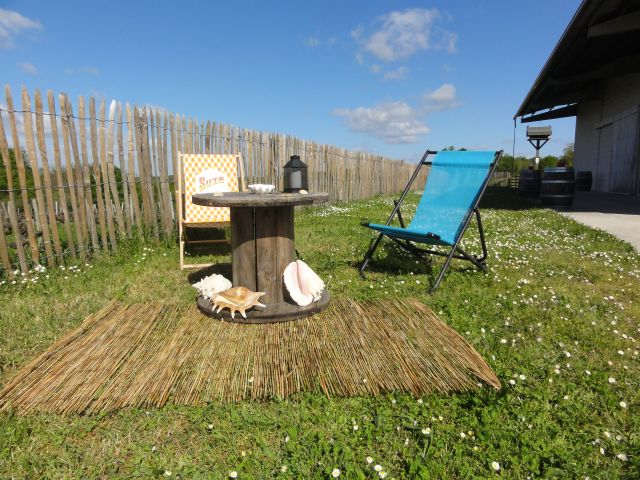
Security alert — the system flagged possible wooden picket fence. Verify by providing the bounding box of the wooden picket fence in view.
[489,171,511,187]
[0,85,427,275]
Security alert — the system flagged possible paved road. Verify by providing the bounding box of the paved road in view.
[561,191,640,250]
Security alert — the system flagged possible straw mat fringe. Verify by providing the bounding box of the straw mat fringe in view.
[0,298,500,414]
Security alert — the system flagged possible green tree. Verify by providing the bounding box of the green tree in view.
[561,143,574,166]
[496,154,532,174]
[442,146,468,151]
[539,155,559,170]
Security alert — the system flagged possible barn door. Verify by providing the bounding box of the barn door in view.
[595,124,613,192]
[609,109,639,194]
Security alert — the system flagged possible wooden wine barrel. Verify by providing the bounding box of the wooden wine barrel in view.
[518,169,541,197]
[540,167,575,208]
[575,171,593,191]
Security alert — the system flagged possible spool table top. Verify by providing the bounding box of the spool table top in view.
[192,192,329,208]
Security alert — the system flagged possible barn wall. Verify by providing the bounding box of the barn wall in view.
[574,73,640,194]
[574,100,602,177]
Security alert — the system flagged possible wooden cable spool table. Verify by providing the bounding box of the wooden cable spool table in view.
[191,191,330,323]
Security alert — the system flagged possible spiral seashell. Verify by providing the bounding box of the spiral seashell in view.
[211,286,266,319]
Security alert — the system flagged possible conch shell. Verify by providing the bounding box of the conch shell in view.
[211,286,266,319]
[283,260,325,306]
[193,274,232,299]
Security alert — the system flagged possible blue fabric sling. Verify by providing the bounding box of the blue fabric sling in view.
[365,150,496,245]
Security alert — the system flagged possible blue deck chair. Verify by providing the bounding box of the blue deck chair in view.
[360,149,503,292]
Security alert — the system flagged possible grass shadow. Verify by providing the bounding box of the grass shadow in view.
[180,226,232,273]
[352,241,436,276]
[186,263,233,285]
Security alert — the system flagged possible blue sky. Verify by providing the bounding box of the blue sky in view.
[1,1,580,160]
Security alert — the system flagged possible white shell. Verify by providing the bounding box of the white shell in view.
[193,274,232,299]
[248,183,276,194]
[299,189,309,194]
[283,260,325,306]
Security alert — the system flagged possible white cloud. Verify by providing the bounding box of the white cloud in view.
[369,64,409,80]
[334,83,460,143]
[20,61,37,74]
[304,35,338,48]
[422,83,460,111]
[65,66,100,76]
[0,103,24,148]
[144,103,168,114]
[305,36,320,48]
[80,66,100,75]
[441,31,458,53]
[334,101,430,144]
[369,63,409,80]
[354,8,456,62]
[383,66,408,81]
[0,8,41,49]
[89,89,107,100]
[0,101,52,149]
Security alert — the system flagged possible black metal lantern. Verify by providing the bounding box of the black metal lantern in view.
[283,155,308,193]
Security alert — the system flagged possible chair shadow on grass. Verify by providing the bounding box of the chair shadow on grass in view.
[350,241,436,276]
[352,233,491,287]
[181,226,233,285]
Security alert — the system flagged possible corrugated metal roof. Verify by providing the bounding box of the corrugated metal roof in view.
[515,0,640,120]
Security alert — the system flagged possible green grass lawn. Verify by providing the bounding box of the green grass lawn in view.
[1,188,639,479]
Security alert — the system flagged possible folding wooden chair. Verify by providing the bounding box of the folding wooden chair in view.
[177,153,246,270]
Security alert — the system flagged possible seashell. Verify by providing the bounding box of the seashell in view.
[193,274,232,299]
[283,260,325,306]
[248,183,276,194]
[299,189,309,194]
[211,286,266,319]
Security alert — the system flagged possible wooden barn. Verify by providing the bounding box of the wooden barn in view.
[515,0,640,195]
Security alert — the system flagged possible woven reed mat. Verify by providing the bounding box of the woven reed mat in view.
[0,298,500,415]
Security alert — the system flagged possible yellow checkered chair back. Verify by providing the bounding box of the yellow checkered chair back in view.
[181,154,241,224]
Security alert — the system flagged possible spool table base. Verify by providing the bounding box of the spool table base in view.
[196,290,330,324]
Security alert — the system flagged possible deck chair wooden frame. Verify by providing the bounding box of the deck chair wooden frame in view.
[177,153,246,270]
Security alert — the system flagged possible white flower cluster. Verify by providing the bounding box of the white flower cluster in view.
[364,457,387,478]
[1,262,93,287]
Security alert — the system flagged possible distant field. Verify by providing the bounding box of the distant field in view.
[1,188,638,479]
